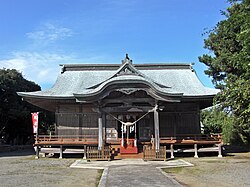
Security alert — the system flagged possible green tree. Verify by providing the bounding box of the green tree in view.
[0,68,41,144]
[201,107,234,144]
[199,0,250,144]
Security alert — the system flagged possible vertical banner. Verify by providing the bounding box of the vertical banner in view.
[31,112,39,134]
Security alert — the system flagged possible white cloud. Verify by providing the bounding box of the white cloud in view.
[0,52,78,89]
[26,23,73,43]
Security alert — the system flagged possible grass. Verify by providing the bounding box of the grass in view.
[95,169,104,187]
[163,166,204,176]
[163,167,183,174]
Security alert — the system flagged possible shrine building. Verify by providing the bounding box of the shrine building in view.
[18,55,223,160]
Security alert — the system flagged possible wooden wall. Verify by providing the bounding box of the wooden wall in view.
[55,102,201,138]
[56,104,99,136]
[159,102,200,137]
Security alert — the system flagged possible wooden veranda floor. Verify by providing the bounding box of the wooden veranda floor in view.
[34,134,223,159]
[34,134,222,146]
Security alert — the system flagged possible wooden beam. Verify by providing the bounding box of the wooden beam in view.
[103,106,152,113]
[102,98,155,105]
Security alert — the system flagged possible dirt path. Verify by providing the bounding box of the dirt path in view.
[164,153,250,187]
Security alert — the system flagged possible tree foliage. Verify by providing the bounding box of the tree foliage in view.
[199,0,250,144]
[201,107,235,144]
[0,68,41,144]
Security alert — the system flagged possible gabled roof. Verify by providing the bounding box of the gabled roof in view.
[17,56,219,102]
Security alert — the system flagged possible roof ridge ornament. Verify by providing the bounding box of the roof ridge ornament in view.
[122,53,132,64]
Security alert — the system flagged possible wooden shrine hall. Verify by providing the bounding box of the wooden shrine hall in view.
[18,54,223,160]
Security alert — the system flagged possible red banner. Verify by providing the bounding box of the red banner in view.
[31,112,39,134]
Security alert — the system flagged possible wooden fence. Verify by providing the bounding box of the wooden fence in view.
[86,146,111,160]
[143,146,166,161]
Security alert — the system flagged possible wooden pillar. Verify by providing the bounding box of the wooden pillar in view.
[98,117,103,150]
[121,123,124,147]
[134,122,137,147]
[218,144,223,158]
[170,144,174,159]
[83,145,87,159]
[35,146,39,159]
[59,145,63,159]
[154,106,160,152]
[79,105,83,138]
[102,113,106,144]
[194,144,198,158]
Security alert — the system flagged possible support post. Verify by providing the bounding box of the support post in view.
[98,117,103,150]
[194,144,198,158]
[170,144,174,159]
[83,145,87,159]
[35,146,39,159]
[102,113,106,144]
[154,106,160,152]
[59,145,63,159]
[218,144,223,158]
[134,122,137,147]
[121,124,124,147]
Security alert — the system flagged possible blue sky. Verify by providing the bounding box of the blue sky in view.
[0,0,229,90]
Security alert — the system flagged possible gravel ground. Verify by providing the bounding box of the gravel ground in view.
[164,152,250,187]
[0,148,249,187]
[0,150,99,187]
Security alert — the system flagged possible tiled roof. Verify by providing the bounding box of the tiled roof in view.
[18,62,219,99]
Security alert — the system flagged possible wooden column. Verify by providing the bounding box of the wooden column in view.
[79,105,83,138]
[83,145,87,159]
[170,144,174,159]
[154,106,160,152]
[121,123,124,147]
[218,144,223,158]
[59,145,63,159]
[102,113,106,144]
[35,146,39,159]
[194,144,198,158]
[98,117,103,150]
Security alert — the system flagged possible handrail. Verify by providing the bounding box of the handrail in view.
[160,133,222,142]
[35,134,222,144]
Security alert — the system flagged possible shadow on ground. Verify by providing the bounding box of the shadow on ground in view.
[0,145,35,158]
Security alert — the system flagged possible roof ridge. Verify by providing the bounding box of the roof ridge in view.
[60,63,192,73]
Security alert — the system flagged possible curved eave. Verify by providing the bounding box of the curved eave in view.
[86,61,171,90]
[17,92,75,100]
[73,79,183,99]
[182,94,216,99]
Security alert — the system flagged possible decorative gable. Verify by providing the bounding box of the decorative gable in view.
[86,54,170,89]
[115,54,143,77]
[116,63,139,76]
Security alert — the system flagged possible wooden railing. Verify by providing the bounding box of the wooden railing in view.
[143,146,166,161]
[86,146,111,160]
[35,133,222,146]
[35,135,98,145]
[160,134,222,144]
